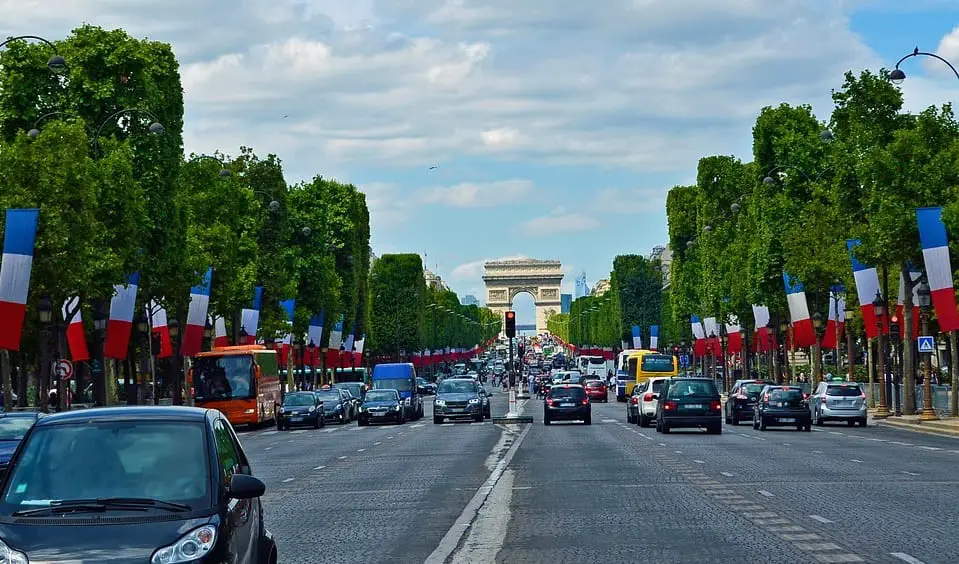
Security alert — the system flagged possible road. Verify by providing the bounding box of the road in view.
[237,390,959,564]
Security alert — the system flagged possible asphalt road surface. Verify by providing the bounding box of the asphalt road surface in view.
[237,390,959,564]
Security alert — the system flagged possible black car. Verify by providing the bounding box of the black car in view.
[416,377,437,395]
[0,412,43,473]
[724,379,775,425]
[433,378,484,423]
[357,389,406,425]
[544,384,591,425]
[753,385,812,431]
[277,391,325,430]
[654,377,722,434]
[314,389,352,423]
[0,406,276,563]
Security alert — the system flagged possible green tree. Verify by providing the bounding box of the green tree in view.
[612,254,663,344]
[369,254,426,357]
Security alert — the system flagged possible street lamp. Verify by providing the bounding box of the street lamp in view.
[812,311,824,384]
[779,321,790,384]
[703,225,713,233]
[888,47,959,85]
[167,319,182,406]
[189,154,232,177]
[916,280,937,421]
[37,296,53,409]
[718,323,729,393]
[730,202,741,213]
[0,35,66,73]
[37,296,52,324]
[872,290,890,417]
[93,108,165,158]
[92,299,109,406]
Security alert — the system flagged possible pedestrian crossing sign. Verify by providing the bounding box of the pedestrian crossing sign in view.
[918,336,935,353]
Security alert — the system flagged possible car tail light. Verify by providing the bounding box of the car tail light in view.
[859,392,866,400]
[762,393,770,403]
[821,396,827,404]
[735,394,747,400]
[581,398,588,406]
[546,399,554,407]
[710,400,722,411]
[802,393,809,400]
[664,401,677,411]
[631,396,639,405]
[643,393,653,402]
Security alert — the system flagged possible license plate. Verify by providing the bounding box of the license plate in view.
[685,404,703,409]
[560,403,574,407]
[778,418,795,423]
[373,412,387,416]
[290,417,302,422]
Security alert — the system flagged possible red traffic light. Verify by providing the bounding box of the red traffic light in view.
[505,311,515,320]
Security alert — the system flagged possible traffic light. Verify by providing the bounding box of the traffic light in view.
[889,315,900,342]
[505,311,516,338]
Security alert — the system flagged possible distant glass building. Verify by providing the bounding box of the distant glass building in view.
[462,294,480,306]
[560,293,572,314]
[574,271,590,299]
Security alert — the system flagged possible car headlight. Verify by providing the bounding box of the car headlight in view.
[334,404,342,411]
[468,398,480,404]
[358,406,367,412]
[308,406,316,412]
[151,525,217,563]
[0,538,27,564]
[278,407,285,414]
[434,399,446,406]
[391,405,400,411]
[404,397,411,406]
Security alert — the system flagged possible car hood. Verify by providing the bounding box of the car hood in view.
[436,393,477,402]
[0,515,213,563]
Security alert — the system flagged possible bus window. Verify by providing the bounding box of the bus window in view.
[194,355,254,401]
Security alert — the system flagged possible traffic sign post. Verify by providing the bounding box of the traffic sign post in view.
[54,359,73,381]
[679,354,690,368]
[918,336,935,354]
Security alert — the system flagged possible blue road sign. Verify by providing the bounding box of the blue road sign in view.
[918,336,935,353]
[679,354,690,367]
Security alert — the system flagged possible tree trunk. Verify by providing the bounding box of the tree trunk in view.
[900,262,916,415]
[867,338,875,408]
[951,330,958,417]
[811,343,822,388]
[0,350,11,411]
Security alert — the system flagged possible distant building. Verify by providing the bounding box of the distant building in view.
[560,293,572,314]
[462,294,480,306]
[574,271,590,298]
[591,279,611,297]
[648,244,672,290]
[424,268,449,291]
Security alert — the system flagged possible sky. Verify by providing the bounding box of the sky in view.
[6,0,959,326]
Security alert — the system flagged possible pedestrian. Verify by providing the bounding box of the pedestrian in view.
[48,389,59,412]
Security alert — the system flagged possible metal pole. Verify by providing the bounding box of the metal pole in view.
[846,317,855,382]
[919,311,938,420]
[875,319,890,417]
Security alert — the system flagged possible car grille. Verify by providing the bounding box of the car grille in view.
[446,401,469,408]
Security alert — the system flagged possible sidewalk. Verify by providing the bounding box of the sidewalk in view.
[868,408,959,438]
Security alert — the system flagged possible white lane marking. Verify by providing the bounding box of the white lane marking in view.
[809,515,833,524]
[637,433,653,440]
[891,441,912,446]
[829,431,844,436]
[720,472,734,477]
[850,459,863,463]
[264,447,273,451]
[426,423,532,564]
[602,419,616,423]
[758,490,774,497]
[693,460,705,464]
[411,423,425,428]
[674,450,683,454]
[890,552,926,564]
[949,450,959,454]
[313,465,325,470]
[357,448,366,452]
[374,442,382,446]
[292,429,306,434]
[901,471,919,476]
[387,436,394,439]
[261,430,278,436]
[322,428,338,433]
[782,443,791,446]
[658,443,666,447]
[282,478,294,483]
[512,486,532,490]
[813,450,824,454]
[350,426,365,431]
[918,446,942,451]
[338,456,347,460]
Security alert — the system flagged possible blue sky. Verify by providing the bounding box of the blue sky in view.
[8,1,959,326]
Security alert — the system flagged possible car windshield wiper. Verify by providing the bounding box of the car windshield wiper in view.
[13,497,191,516]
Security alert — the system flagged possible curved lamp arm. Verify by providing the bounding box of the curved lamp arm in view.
[0,35,66,73]
[890,47,959,83]
[93,108,165,158]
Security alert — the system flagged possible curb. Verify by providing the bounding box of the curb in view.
[878,418,959,438]
[491,416,534,424]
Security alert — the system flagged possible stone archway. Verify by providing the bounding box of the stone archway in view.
[483,259,563,334]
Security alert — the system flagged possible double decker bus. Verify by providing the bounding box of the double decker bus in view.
[191,345,283,426]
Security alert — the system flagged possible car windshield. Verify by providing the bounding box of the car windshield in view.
[827,385,862,397]
[588,357,605,365]
[549,387,585,399]
[365,391,397,402]
[334,383,363,397]
[374,378,412,392]
[315,392,341,404]
[667,380,717,398]
[284,393,316,406]
[2,421,210,510]
[437,381,476,394]
[0,417,35,441]
[585,380,604,387]
[193,355,254,401]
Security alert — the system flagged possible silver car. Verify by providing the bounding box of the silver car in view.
[809,381,867,426]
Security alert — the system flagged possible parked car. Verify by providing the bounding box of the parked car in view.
[0,411,43,474]
[0,406,276,563]
[357,389,406,425]
[753,385,812,431]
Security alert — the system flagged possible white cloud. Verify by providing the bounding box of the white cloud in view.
[415,179,532,207]
[520,208,601,236]
[593,188,669,215]
[450,255,528,280]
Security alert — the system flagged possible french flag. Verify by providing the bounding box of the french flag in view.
[783,272,816,348]
[703,317,721,356]
[649,325,659,351]
[631,325,642,349]
[0,209,39,351]
[751,305,771,352]
[104,272,140,359]
[213,316,228,348]
[240,286,263,344]
[181,268,213,356]
[326,315,344,368]
[916,207,959,332]
[62,297,90,362]
[896,267,921,339]
[342,331,355,366]
[847,240,886,338]
[278,299,295,367]
[691,315,706,356]
[725,316,742,354]
[820,287,846,350]
[307,311,325,366]
[148,301,173,358]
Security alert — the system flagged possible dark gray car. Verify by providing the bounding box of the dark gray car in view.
[433,378,484,423]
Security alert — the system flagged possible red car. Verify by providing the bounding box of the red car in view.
[584,380,608,402]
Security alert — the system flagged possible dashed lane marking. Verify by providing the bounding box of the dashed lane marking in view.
[349,426,365,431]
[890,441,912,446]
[694,459,705,464]
[813,450,824,454]
[411,423,425,428]
[264,447,273,451]
[292,429,306,434]
[918,446,942,451]
[387,436,394,439]
[673,450,683,454]
[720,471,734,477]
[313,465,325,470]
[900,471,919,476]
[657,443,666,447]
[812,553,864,562]
[337,456,347,460]
[602,419,617,423]
[357,448,366,452]
[781,533,822,541]
[758,490,775,497]
[282,478,294,483]
[809,515,833,524]
[890,552,926,564]
[374,442,382,446]
[850,459,863,463]
[260,430,278,436]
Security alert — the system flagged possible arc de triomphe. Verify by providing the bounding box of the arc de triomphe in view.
[483,259,563,334]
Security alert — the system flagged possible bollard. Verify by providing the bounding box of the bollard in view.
[493,386,533,424]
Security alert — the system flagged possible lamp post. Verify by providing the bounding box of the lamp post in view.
[0,35,67,73]
[844,305,856,382]
[718,323,729,393]
[873,290,890,418]
[134,311,150,405]
[917,281,938,421]
[92,299,108,406]
[92,108,165,158]
[708,330,717,382]
[37,296,53,410]
[889,314,902,416]
[307,340,316,388]
[812,311,824,386]
[889,47,959,85]
[168,318,182,406]
[779,321,789,384]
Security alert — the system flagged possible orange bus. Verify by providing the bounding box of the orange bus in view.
[191,345,282,426]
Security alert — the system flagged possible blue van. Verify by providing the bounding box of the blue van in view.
[371,363,424,420]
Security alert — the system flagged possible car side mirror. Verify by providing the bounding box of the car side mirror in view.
[228,474,266,499]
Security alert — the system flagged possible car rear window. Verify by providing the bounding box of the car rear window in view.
[585,381,604,388]
[769,389,804,402]
[549,387,585,399]
[667,380,717,398]
[742,383,765,397]
[651,380,665,393]
[826,385,861,397]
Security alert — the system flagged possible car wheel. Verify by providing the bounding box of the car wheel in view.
[729,414,739,426]
[584,414,591,425]
[637,413,644,427]
[626,411,633,424]
[859,418,868,427]
[847,420,856,427]
[708,424,721,435]
[433,416,443,424]
[803,424,812,432]
[313,417,321,429]
[815,410,824,426]
[473,413,484,423]
[661,424,670,434]
[358,418,367,427]
[759,418,767,431]
[724,412,731,424]
[544,415,551,426]
[655,420,662,432]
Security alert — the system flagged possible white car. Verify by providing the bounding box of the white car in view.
[631,377,673,427]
